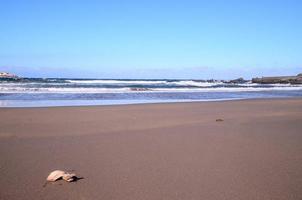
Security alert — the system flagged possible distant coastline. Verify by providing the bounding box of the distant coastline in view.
[1,71,302,84]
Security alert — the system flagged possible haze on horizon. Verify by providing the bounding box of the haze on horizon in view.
[0,0,301,79]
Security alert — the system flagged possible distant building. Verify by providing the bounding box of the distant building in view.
[0,72,19,78]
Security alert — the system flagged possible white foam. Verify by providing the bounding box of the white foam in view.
[168,80,223,87]
[66,80,167,84]
[0,87,131,93]
[1,85,302,93]
[152,86,302,92]
[66,79,224,87]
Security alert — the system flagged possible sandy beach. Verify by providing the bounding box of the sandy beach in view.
[0,98,302,200]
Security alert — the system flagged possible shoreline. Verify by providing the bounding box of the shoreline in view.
[1,98,302,199]
[0,97,245,108]
[1,96,302,108]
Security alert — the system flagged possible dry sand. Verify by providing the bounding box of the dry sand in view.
[0,98,302,200]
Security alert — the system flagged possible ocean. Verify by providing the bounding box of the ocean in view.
[0,78,302,107]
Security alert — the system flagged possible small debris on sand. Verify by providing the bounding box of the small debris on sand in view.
[216,119,224,122]
[46,170,78,182]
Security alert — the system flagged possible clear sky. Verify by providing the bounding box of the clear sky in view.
[0,0,301,79]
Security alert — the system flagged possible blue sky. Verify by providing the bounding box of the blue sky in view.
[0,0,301,79]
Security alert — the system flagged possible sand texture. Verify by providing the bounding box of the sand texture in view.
[1,98,302,199]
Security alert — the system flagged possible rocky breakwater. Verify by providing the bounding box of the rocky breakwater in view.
[252,73,302,84]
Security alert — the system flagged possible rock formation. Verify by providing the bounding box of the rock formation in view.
[252,73,302,84]
[226,77,249,84]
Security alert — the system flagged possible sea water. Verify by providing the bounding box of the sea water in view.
[0,78,302,107]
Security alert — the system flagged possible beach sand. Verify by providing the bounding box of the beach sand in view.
[1,98,302,200]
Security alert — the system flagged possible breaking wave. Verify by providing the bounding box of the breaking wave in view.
[1,78,302,107]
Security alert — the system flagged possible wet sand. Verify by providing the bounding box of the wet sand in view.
[1,98,302,200]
